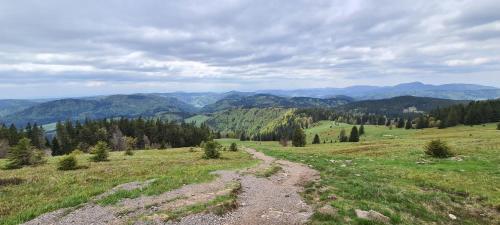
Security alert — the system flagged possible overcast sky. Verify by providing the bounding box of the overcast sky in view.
[1,0,499,99]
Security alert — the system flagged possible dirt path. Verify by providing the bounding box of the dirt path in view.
[23,148,319,225]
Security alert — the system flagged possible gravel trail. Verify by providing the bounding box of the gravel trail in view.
[23,147,319,225]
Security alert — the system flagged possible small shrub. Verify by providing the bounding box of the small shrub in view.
[71,149,84,155]
[424,140,454,158]
[90,141,110,162]
[30,149,47,166]
[203,141,221,159]
[124,148,134,156]
[229,143,238,151]
[58,155,78,170]
[0,177,24,186]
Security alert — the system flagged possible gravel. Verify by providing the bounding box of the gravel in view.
[23,148,319,225]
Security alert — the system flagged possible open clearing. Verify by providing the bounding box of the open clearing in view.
[1,123,499,225]
[237,122,500,224]
[0,148,257,225]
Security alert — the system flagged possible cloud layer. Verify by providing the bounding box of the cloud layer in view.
[0,0,499,98]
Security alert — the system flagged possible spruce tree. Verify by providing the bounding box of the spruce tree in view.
[405,120,413,129]
[51,137,61,156]
[292,128,306,147]
[312,134,320,144]
[359,125,365,136]
[338,128,348,142]
[397,119,405,128]
[90,141,109,162]
[349,126,359,142]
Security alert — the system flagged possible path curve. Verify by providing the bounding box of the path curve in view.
[23,147,319,225]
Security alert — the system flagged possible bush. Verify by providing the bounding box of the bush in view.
[124,148,134,156]
[424,140,454,158]
[71,149,84,155]
[229,143,238,151]
[58,155,78,170]
[203,141,221,159]
[497,123,500,130]
[338,128,348,142]
[90,141,110,162]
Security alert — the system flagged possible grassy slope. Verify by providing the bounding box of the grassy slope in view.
[0,149,257,225]
[239,123,500,224]
[206,108,293,135]
[185,114,211,125]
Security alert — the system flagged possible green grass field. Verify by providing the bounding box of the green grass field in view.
[237,122,500,224]
[0,148,257,225]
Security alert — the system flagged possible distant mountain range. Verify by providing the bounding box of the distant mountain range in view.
[259,82,500,100]
[0,82,497,126]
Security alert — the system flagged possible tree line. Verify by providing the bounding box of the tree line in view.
[0,117,213,158]
[430,99,500,128]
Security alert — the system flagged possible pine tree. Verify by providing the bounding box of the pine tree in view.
[312,134,320,144]
[338,128,348,142]
[349,126,359,142]
[51,137,61,156]
[405,120,413,129]
[5,138,45,169]
[292,128,306,147]
[90,141,110,162]
[397,119,405,128]
[359,125,365,136]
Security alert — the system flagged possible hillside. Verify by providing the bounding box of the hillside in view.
[201,94,351,113]
[0,94,197,126]
[0,99,42,117]
[204,108,293,136]
[338,96,469,116]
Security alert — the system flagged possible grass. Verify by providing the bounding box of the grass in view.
[0,148,257,225]
[145,181,241,222]
[256,164,282,177]
[238,122,500,224]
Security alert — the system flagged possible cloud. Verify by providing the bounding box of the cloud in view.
[0,0,499,98]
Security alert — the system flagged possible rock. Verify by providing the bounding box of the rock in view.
[340,164,347,167]
[355,209,390,224]
[317,205,338,216]
[327,194,337,200]
[449,213,457,220]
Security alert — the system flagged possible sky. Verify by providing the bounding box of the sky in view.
[0,0,499,99]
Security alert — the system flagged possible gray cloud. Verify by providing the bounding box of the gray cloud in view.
[0,0,499,98]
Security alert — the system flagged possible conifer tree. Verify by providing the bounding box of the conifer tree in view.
[292,128,306,147]
[51,137,61,156]
[349,126,359,142]
[405,120,413,129]
[338,128,348,142]
[359,125,365,136]
[312,134,320,144]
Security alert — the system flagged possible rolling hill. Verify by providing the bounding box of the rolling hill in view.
[337,96,469,116]
[201,94,351,113]
[0,94,198,126]
[0,99,46,117]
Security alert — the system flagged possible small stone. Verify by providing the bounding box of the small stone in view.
[355,209,390,224]
[328,194,337,200]
[285,194,290,197]
[449,213,457,220]
[355,174,361,177]
[341,164,347,167]
[317,205,338,216]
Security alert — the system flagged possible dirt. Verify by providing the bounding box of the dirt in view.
[23,148,320,225]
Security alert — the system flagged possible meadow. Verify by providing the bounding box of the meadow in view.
[0,148,257,225]
[238,122,500,225]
